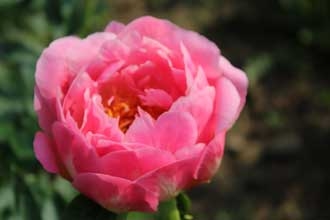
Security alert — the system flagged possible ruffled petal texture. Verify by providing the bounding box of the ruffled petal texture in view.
[33,16,248,213]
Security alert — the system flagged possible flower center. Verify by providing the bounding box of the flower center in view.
[104,97,137,132]
[104,96,168,132]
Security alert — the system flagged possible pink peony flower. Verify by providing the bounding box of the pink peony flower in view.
[33,16,248,213]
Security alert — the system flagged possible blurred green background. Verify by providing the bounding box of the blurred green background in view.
[0,0,329,219]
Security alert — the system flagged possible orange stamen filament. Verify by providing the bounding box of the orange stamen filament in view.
[104,98,137,132]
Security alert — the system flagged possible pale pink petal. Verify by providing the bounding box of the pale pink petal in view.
[99,150,141,180]
[99,147,175,180]
[33,132,58,173]
[96,60,125,82]
[136,157,198,200]
[215,77,241,132]
[63,72,96,127]
[105,21,126,34]
[154,112,198,152]
[65,33,117,75]
[141,36,172,55]
[84,32,116,46]
[169,86,215,136]
[52,122,98,178]
[174,143,205,160]
[121,16,180,50]
[81,94,124,141]
[134,148,176,174]
[139,88,173,109]
[73,173,158,212]
[219,56,248,112]
[123,16,220,79]
[189,66,209,93]
[90,136,127,156]
[35,36,81,99]
[179,30,221,79]
[125,109,155,146]
[180,42,195,89]
[34,87,57,132]
[194,132,225,181]
[100,38,130,62]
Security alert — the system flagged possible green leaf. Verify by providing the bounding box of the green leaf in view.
[42,199,58,220]
[176,192,191,215]
[125,212,155,220]
[156,198,181,220]
[61,194,117,220]
[126,198,183,220]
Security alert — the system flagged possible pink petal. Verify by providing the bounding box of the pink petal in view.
[123,16,221,79]
[33,132,58,173]
[52,122,98,178]
[136,157,199,200]
[121,16,180,50]
[35,36,81,99]
[169,86,215,136]
[125,109,155,146]
[90,136,127,156]
[34,87,57,133]
[63,72,96,127]
[99,150,141,180]
[139,88,173,109]
[215,76,241,132]
[100,37,130,62]
[35,32,114,103]
[180,30,221,79]
[219,56,248,112]
[81,94,124,141]
[65,33,117,75]
[85,32,116,46]
[154,112,198,152]
[73,173,158,212]
[180,42,195,89]
[194,132,225,181]
[99,147,175,180]
[105,21,126,34]
[134,148,176,175]
[174,143,205,160]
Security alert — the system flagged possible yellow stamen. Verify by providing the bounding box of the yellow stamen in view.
[104,97,137,132]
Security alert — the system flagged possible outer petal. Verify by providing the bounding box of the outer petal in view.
[98,147,175,180]
[52,122,99,179]
[36,33,116,100]
[35,36,81,99]
[33,132,58,173]
[169,86,215,136]
[122,16,221,79]
[105,21,125,34]
[34,87,58,132]
[194,132,226,181]
[135,157,199,201]
[219,56,248,112]
[215,77,241,132]
[73,173,158,213]
[154,112,198,152]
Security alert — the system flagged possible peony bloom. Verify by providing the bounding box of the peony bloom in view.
[33,16,248,213]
